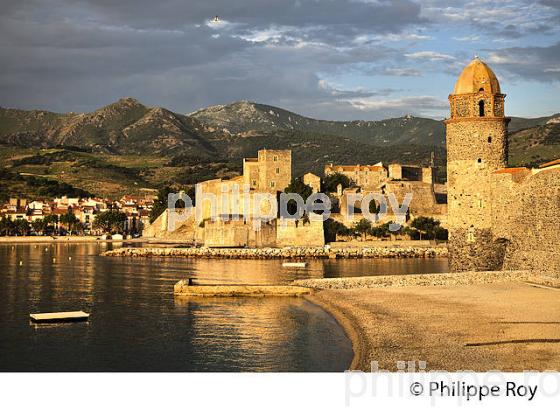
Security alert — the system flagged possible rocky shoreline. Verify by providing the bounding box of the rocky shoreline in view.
[102,245,448,259]
[293,269,549,289]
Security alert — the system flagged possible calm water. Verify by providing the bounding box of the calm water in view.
[0,243,447,371]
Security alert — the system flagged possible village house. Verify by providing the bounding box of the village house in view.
[0,194,154,236]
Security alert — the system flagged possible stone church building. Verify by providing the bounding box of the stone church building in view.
[446,57,559,274]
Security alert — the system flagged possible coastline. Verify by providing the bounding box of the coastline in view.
[102,245,448,259]
[301,272,560,372]
[305,293,367,371]
[0,236,145,244]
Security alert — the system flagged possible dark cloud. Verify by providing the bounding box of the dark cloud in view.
[487,42,560,83]
[74,0,426,33]
[422,0,560,37]
[0,0,557,120]
[539,0,560,9]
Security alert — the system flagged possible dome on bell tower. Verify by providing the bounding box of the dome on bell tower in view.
[453,57,501,95]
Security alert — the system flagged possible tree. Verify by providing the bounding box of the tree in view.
[43,214,59,235]
[284,177,313,217]
[150,186,188,223]
[13,219,30,236]
[59,211,79,233]
[353,218,372,240]
[284,177,313,201]
[370,222,391,239]
[321,172,351,193]
[94,210,127,234]
[324,218,350,242]
[368,198,379,214]
[0,217,15,236]
[409,217,448,240]
[31,219,48,235]
[434,226,448,241]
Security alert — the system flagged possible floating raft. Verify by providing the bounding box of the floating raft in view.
[30,311,90,323]
[174,280,311,297]
[282,262,307,268]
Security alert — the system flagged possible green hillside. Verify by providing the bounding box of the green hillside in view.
[0,98,558,199]
[191,101,446,147]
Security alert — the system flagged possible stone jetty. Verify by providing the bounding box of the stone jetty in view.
[102,245,448,259]
[173,279,312,297]
[293,270,542,289]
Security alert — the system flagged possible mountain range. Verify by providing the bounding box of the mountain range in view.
[0,98,558,199]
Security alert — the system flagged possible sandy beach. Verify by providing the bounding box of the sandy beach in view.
[306,277,560,372]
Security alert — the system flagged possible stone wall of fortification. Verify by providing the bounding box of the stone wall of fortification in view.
[384,180,443,217]
[143,209,197,242]
[492,170,560,275]
[276,218,325,247]
[203,219,277,248]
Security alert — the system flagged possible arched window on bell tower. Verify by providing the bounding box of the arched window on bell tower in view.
[478,100,485,117]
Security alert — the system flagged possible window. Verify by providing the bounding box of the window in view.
[479,87,484,92]
[273,155,278,162]
[478,100,485,117]
[467,226,476,243]
[477,158,482,163]
[488,136,492,143]
[270,181,275,188]
[252,179,257,186]
[275,167,280,174]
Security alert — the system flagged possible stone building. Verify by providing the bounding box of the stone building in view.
[243,149,291,193]
[145,149,325,247]
[325,163,388,191]
[303,172,321,193]
[326,162,446,224]
[387,164,433,184]
[446,57,559,274]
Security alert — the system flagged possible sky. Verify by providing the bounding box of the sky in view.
[0,0,558,120]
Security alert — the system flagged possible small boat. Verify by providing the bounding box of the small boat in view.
[30,311,89,323]
[282,262,307,268]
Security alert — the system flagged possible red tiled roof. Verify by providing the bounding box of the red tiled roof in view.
[328,165,384,171]
[494,167,528,174]
[539,158,560,168]
[51,208,69,215]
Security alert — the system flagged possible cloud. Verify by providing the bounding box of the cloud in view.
[353,32,432,44]
[421,0,560,37]
[0,0,558,120]
[380,68,422,76]
[405,51,456,61]
[486,42,560,82]
[337,95,449,119]
[453,35,480,42]
[74,0,428,45]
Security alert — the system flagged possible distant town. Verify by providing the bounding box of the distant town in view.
[0,150,448,243]
[0,195,154,238]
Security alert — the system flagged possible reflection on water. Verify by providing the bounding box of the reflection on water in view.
[0,243,447,371]
[1,243,353,371]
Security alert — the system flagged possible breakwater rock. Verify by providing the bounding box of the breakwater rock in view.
[293,270,536,289]
[102,245,448,259]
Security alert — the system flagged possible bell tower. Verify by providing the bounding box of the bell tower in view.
[445,57,510,272]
